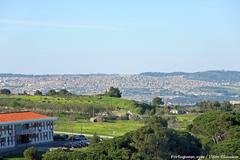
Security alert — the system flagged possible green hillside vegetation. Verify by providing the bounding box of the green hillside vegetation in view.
[0,94,151,114]
[188,110,240,156]
[43,117,203,160]
[0,94,149,137]
[195,101,233,112]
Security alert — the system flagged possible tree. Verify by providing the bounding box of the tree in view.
[91,133,101,144]
[58,89,72,96]
[133,101,154,114]
[0,88,11,95]
[210,139,240,156]
[24,147,40,160]
[196,101,233,112]
[34,90,42,96]
[146,116,168,128]
[23,91,28,95]
[189,110,240,155]
[152,97,164,106]
[105,87,122,98]
[46,89,57,96]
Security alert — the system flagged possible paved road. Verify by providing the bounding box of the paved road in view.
[54,131,114,139]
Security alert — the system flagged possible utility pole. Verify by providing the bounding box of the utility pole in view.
[69,114,73,143]
[81,124,82,135]
[92,106,95,117]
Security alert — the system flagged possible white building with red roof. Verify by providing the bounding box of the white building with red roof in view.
[0,111,57,149]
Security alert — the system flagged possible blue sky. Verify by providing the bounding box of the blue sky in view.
[0,0,239,74]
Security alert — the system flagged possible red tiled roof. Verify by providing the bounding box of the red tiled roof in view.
[0,112,49,123]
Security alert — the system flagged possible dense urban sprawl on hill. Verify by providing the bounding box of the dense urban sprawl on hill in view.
[1,71,240,104]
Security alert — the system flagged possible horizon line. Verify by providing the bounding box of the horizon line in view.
[0,70,239,76]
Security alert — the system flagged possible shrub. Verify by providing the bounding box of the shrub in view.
[23,147,40,160]
[0,88,11,95]
[104,87,122,98]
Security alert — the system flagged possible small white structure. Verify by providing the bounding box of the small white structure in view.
[169,109,179,114]
[169,109,188,114]
[230,101,240,105]
[0,111,57,149]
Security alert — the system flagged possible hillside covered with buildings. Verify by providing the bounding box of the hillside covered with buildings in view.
[1,71,240,105]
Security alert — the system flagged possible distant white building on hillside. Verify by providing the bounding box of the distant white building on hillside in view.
[230,101,240,105]
[169,109,188,114]
[169,109,179,114]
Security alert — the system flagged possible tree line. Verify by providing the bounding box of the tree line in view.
[196,101,233,112]
[0,87,122,98]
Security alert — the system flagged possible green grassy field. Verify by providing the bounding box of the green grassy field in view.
[175,114,199,131]
[54,119,144,137]
[54,114,199,137]
[0,95,148,120]
[0,95,135,109]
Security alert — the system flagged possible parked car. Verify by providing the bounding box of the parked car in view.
[62,140,89,149]
[68,134,88,141]
[73,135,87,141]
[54,134,69,140]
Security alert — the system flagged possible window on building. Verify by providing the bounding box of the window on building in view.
[44,132,48,140]
[0,126,3,135]
[10,137,14,145]
[40,133,42,141]
[7,137,10,146]
[23,124,29,130]
[36,133,39,142]
[0,137,6,147]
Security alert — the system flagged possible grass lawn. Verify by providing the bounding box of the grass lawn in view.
[3,155,24,160]
[175,114,199,131]
[54,119,144,137]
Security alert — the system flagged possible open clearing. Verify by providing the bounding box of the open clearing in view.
[54,119,144,137]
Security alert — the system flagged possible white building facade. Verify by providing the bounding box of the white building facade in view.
[0,112,57,149]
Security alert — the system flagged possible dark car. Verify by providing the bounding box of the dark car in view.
[72,135,87,141]
[54,134,69,140]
